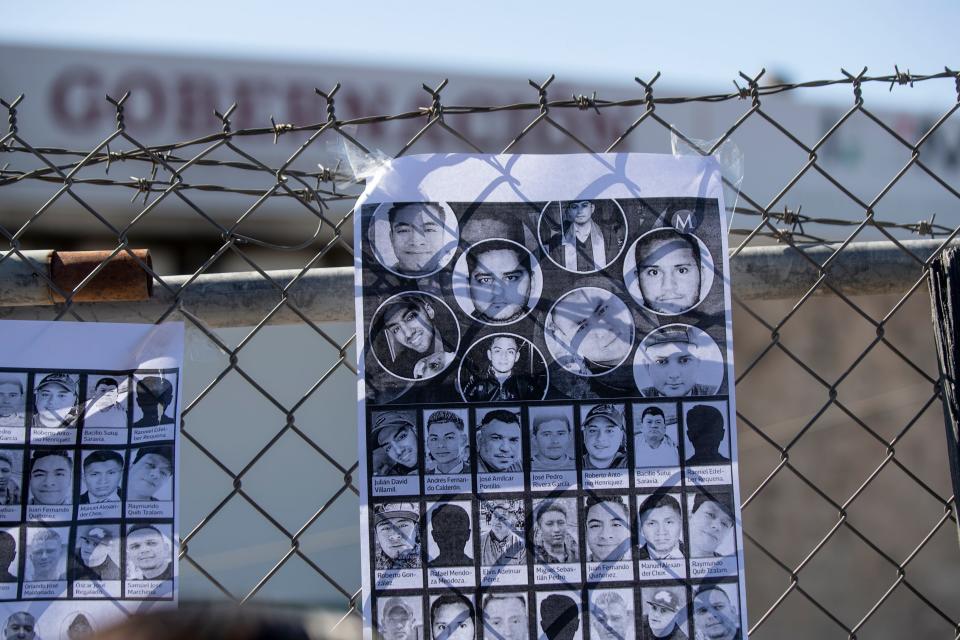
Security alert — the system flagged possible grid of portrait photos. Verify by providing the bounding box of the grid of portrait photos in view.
[0,366,178,634]
[358,191,746,640]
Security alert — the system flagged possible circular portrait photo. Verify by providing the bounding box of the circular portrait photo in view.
[538,199,627,273]
[633,324,724,398]
[368,202,459,278]
[544,287,635,377]
[451,239,543,326]
[623,227,715,316]
[369,292,461,382]
[458,334,548,402]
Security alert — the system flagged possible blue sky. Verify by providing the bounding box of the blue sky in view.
[1,1,956,109]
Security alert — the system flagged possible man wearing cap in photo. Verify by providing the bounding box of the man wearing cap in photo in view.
[581,404,627,470]
[132,376,175,428]
[641,587,688,640]
[372,412,419,476]
[546,200,625,272]
[32,373,80,428]
[479,501,524,567]
[638,327,714,398]
[688,489,735,558]
[0,375,26,427]
[126,524,173,581]
[685,405,730,466]
[692,585,740,640]
[533,500,578,564]
[379,597,419,640]
[374,503,421,571]
[73,525,120,581]
[84,377,126,429]
[634,406,679,468]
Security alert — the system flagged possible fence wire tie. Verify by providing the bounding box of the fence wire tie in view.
[889,65,915,92]
[105,92,130,131]
[841,67,868,105]
[270,116,294,144]
[129,176,152,205]
[215,103,237,134]
[913,213,936,238]
[572,92,601,115]
[530,75,555,114]
[635,72,661,111]
[315,83,341,124]
[0,94,22,135]
[780,205,805,236]
[421,79,448,120]
[735,69,765,106]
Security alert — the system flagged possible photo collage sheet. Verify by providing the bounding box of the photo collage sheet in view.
[356,154,747,640]
[0,321,182,638]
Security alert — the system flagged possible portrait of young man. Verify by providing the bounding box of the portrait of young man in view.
[637,492,685,560]
[461,335,543,402]
[126,524,173,580]
[634,406,679,468]
[28,450,73,506]
[685,404,730,465]
[0,452,21,506]
[532,499,578,564]
[483,594,528,640]
[84,376,127,429]
[80,450,123,504]
[584,496,631,563]
[379,597,420,640]
[636,326,716,398]
[0,375,26,427]
[372,412,419,476]
[641,587,688,640]
[32,373,80,429]
[428,503,472,568]
[580,404,627,470]
[27,528,66,581]
[424,410,468,475]
[588,590,633,640]
[374,503,421,571]
[633,227,705,315]
[463,240,535,325]
[479,500,524,567]
[538,594,580,640]
[372,294,457,381]
[692,585,741,640]
[688,490,736,559]
[0,530,17,582]
[72,524,120,581]
[126,446,173,502]
[430,593,475,640]
[380,202,455,277]
[530,408,575,471]
[476,410,522,473]
[132,376,175,428]
[543,200,625,273]
[545,288,633,377]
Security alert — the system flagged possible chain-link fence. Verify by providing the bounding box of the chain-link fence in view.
[1,68,959,638]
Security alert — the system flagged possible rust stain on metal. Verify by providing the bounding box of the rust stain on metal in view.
[48,250,153,303]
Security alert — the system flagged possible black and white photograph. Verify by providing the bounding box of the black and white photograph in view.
[475,408,524,493]
[535,591,582,640]
[124,523,174,598]
[377,595,424,640]
[23,526,68,596]
[0,528,18,598]
[682,402,733,487]
[686,488,737,579]
[424,409,468,475]
[633,325,724,398]
[370,292,460,382]
[426,501,473,567]
[579,404,629,491]
[633,403,681,489]
[637,491,685,561]
[30,373,81,430]
[458,334,548,403]
[481,592,529,640]
[0,611,38,639]
[0,373,27,431]
[371,411,419,497]
[623,225,715,316]
[0,450,23,519]
[478,499,525,587]
[131,372,178,444]
[429,593,476,640]
[544,288,634,378]
[538,200,627,274]
[586,589,634,640]
[529,406,576,492]
[59,611,98,640]
[369,202,459,279]
[26,449,74,521]
[373,502,423,589]
[639,586,688,640]
[70,524,121,584]
[532,498,581,585]
[583,495,632,563]
[451,239,542,326]
[691,583,741,640]
[78,449,124,503]
[125,446,173,519]
[82,375,128,430]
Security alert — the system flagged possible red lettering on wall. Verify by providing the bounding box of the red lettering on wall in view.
[50,67,104,133]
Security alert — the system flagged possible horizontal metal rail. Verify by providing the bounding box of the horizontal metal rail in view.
[0,239,950,327]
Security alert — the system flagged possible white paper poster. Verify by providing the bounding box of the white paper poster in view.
[355,154,747,640]
[0,320,182,637]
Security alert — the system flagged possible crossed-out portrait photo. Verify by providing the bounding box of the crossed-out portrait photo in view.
[369,202,460,279]
[426,501,473,568]
[538,200,627,274]
[370,292,461,382]
[623,225,715,316]
[633,324,724,398]
[544,288,634,377]
[451,239,543,326]
[377,595,424,640]
[372,411,419,476]
[458,334,548,403]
